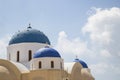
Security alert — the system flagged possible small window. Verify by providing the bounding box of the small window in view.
[39,61,42,69]
[28,50,32,61]
[9,53,11,60]
[17,51,20,62]
[60,62,62,69]
[66,78,69,80]
[51,61,54,68]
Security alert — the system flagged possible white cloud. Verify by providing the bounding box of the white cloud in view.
[82,7,120,57]
[55,7,120,80]
[82,7,120,80]
[55,31,91,58]
[89,63,109,74]
[90,63,120,76]
[100,49,111,58]
[0,35,10,59]
[82,7,120,45]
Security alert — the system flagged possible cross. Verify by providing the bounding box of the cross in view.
[76,55,78,59]
[27,23,32,29]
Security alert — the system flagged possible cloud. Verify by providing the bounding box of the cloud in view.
[55,7,120,80]
[56,31,87,55]
[89,63,109,74]
[82,7,120,45]
[82,7,120,57]
[55,31,93,61]
[83,7,120,79]
[0,35,10,59]
[89,63,120,80]
[100,49,111,58]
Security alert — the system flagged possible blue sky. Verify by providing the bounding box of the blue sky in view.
[0,0,119,43]
[0,0,120,80]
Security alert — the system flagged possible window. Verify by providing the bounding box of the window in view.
[28,50,32,61]
[17,51,20,62]
[60,62,62,69]
[39,61,42,68]
[9,53,10,60]
[51,61,54,68]
[65,78,69,80]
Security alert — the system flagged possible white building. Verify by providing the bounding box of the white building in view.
[0,25,94,80]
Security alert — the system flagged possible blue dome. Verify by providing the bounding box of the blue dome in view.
[9,27,50,45]
[74,58,88,68]
[34,48,61,58]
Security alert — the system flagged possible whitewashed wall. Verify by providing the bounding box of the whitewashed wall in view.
[7,43,50,68]
[30,57,64,70]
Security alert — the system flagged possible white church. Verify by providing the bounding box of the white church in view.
[0,25,94,80]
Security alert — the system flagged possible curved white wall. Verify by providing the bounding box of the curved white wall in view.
[30,57,64,70]
[7,43,50,68]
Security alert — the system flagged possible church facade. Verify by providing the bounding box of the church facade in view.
[0,25,94,80]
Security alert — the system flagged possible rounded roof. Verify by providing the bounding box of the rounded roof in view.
[9,26,50,45]
[33,47,61,58]
[73,58,88,68]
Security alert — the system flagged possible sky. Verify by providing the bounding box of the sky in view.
[0,0,120,80]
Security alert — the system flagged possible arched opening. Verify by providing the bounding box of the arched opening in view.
[51,61,54,68]
[39,61,42,69]
[17,51,20,62]
[28,50,32,61]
